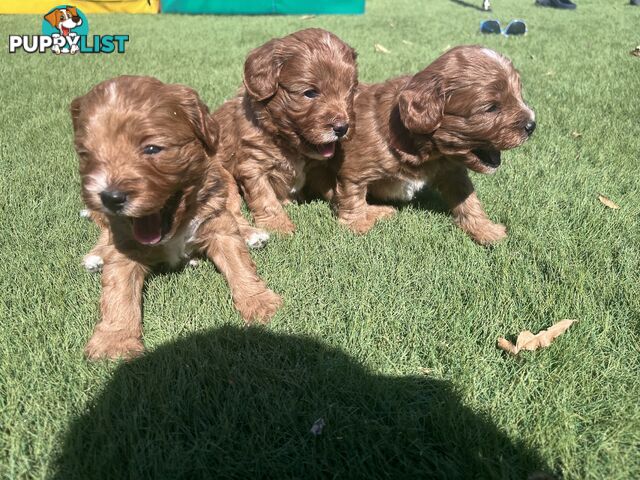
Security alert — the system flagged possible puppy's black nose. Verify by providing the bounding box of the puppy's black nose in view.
[100,190,127,212]
[332,123,349,138]
[525,120,536,136]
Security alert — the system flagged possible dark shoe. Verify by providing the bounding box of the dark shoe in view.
[631,0,640,6]
[536,0,577,9]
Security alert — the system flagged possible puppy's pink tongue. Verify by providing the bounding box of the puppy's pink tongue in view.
[317,142,336,158]
[132,213,162,245]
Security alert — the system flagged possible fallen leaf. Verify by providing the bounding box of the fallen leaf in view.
[388,21,396,28]
[497,320,577,355]
[300,14,316,20]
[598,194,620,209]
[374,43,390,54]
[310,418,325,436]
[631,46,640,57]
[571,131,582,138]
[544,70,555,76]
[417,367,433,375]
[402,39,414,46]
[442,44,451,52]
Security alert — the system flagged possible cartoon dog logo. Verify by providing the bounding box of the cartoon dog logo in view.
[43,6,83,54]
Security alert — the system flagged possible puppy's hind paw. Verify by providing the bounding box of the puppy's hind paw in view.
[82,254,104,273]
[245,230,270,250]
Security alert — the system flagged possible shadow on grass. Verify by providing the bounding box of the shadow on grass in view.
[53,326,550,479]
[369,187,451,217]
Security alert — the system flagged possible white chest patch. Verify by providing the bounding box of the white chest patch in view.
[369,178,427,202]
[162,217,203,268]
[289,159,307,195]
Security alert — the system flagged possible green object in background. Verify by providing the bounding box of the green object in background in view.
[160,0,365,15]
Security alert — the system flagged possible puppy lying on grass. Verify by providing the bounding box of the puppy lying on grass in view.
[71,76,281,360]
[214,28,358,239]
[331,45,536,244]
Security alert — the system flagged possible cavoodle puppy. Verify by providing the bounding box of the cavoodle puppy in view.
[71,76,282,360]
[332,45,536,244]
[214,28,358,239]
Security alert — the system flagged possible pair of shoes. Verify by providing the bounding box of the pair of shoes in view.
[480,19,527,36]
[536,0,577,9]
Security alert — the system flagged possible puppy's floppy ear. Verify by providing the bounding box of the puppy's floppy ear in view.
[172,85,219,155]
[44,9,61,28]
[398,72,444,135]
[243,38,282,101]
[70,95,84,134]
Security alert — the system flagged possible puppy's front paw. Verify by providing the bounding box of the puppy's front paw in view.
[257,216,295,235]
[366,205,397,223]
[340,205,396,235]
[235,289,282,325]
[82,254,103,273]
[340,216,376,235]
[468,221,507,245]
[84,330,144,361]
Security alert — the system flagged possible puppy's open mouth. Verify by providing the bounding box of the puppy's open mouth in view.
[130,191,181,246]
[472,148,502,168]
[316,142,337,158]
[301,137,337,159]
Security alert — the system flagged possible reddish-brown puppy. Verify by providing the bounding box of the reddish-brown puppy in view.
[72,76,282,360]
[332,45,536,244]
[214,28,357,239]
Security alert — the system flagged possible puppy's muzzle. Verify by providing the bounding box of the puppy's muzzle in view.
[524,120,536,137]
[332,122,349,138]
[100,190,127,213]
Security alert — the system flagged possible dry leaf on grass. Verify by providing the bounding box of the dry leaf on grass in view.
[497,319,577,355]
[571,131,582,138]
[374,43,390,54]
[310,418,325,436]
[598,194,620,209]
[402,39,414,46]
[630,46,640,57]
[544,70,555,76]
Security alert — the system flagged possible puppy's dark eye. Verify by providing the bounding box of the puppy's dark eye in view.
[304,90,319,99]
[143,145,164,155]
[486,104,500,113]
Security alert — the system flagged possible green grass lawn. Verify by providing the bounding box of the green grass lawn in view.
[1,0,639,478]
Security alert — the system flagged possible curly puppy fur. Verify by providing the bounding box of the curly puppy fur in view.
[71,76,281,360]
[213,28,358,238]
[331,45,536,244]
